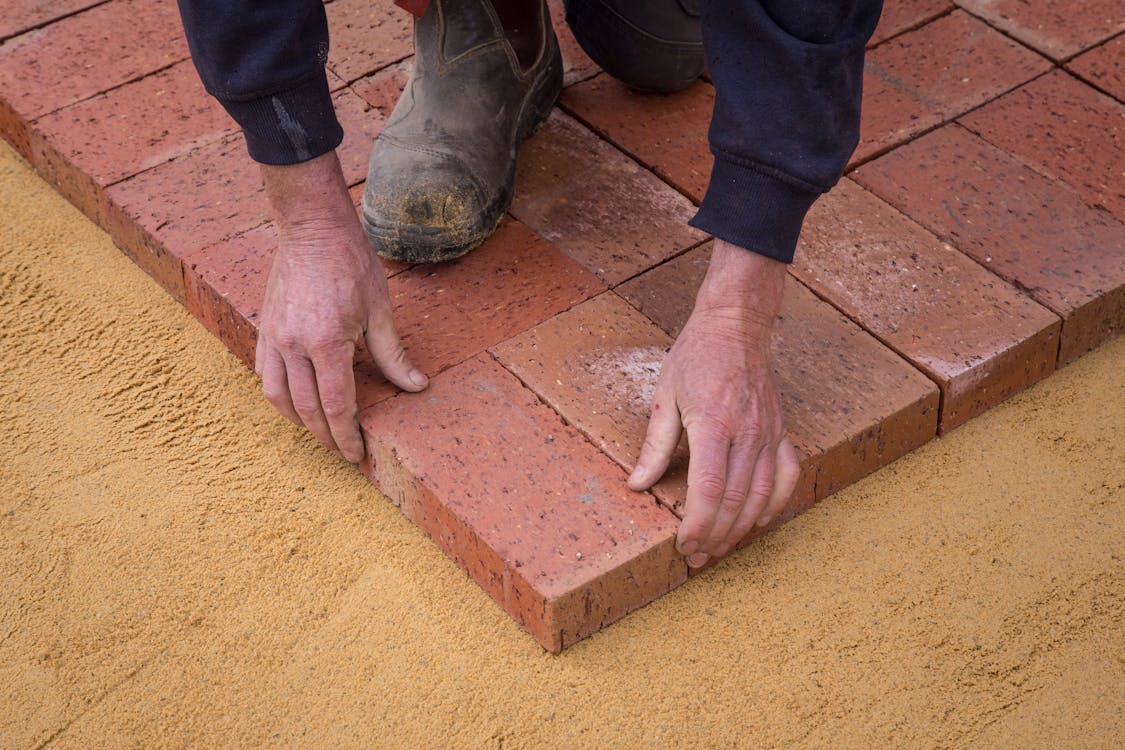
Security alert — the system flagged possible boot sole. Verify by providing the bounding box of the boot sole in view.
[362,42,564,264]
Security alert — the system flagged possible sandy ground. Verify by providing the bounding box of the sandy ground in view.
[1,139,1122,749]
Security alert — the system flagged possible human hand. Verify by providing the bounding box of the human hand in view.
[628,240,800,567]
[255,152,427,462]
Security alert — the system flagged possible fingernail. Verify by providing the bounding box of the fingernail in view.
[409,368,428,388]
[627,465,644,483]
[756,515,773,528]
[687,552,710,568]
[679,540,699,556]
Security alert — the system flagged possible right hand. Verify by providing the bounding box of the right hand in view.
[254,152,428,463]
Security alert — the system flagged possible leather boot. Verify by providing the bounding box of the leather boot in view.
[362,0,562,263]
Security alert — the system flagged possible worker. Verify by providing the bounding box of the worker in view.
[175,0,883,568]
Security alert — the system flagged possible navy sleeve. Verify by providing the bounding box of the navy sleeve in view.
[690,0,883,263]
[175,0,343,165]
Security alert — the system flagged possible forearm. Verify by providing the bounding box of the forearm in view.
[175,0,343,164]
[691,0,883,263]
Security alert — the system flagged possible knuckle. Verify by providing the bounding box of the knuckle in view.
[291,396,319,416]
[308,336,346,360]
[737,427,766,450]
[320,399,351,420]
[719,489,746,514]
[746,488,771,513]
[693,474,727,502]
[261,384,286,406]
[273,331,302,352]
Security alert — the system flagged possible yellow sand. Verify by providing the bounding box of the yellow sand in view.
[1,140,1122,749]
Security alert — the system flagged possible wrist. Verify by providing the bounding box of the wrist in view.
[693,239,787,335]
[260,150,357,234]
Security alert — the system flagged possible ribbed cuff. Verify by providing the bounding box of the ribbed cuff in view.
[689,156,821,264]
[218,72,344,166]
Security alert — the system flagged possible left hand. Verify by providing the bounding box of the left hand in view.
[627,240,801,567]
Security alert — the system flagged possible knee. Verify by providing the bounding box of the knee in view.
[564,0,705,93]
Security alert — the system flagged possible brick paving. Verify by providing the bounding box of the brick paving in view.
[2,0,1121,651]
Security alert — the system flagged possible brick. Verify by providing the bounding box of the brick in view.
[0,0,188,121]
[30,61,233,209]
[104,134,267,301]
[365,219,605,406]
[561,76,713,202]
[332,86,389,187]
[189,218,605,408]
[959,71,1125,218]
[0,97,32,161]
[547,0,599,86]
[616,246,710,338]
[855,124,1125,364]
[103,85,385,299]
[326,0,414,83]
[349,61,412,120]
[791,179,1061,431]
[0,0,102,41]
[182,227,271,369]
[856,10,1050,164]
[956,0,1124,61]
[359,353,686,652]
[869,0,953,46]
[328,66,350,93]
[491,291,690,513]
[511,111,706,285]
[613,250,939,501]
[1069,35,1125,103]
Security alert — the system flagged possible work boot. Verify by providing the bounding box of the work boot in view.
[362,0,563,263]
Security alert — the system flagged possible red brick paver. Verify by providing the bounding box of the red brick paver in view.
[185,218,604,410]
[956,0,1125,61]
[0,0,104,41]
[28,61,234,222]
[959,70,1125,218]
[512,111,706,285]
[561,77,714,202]
[792,179,1061,431]
[359,353,685,652]
[1068,34,1125,103]
[856,10,1050,164]
[0,0,188,122]
[3,4,1121,649]
[326,0,414,83]
[104,134,266,300]
[870,0,953,46]
[854,124,1125,364]
[548,0,599,86]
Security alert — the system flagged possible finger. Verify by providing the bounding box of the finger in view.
[259,345,301,425]
[284,354,340,454]
[701,440,763,557]
[627,384,682,491]
[719,444,777,555]
[310,344,365,463]
[676,422,730,565]
[364,316,428,393]
[756,436,800,528]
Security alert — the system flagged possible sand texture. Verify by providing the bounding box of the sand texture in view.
[1,141,1123,748]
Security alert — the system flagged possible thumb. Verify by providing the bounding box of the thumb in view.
[364,315,428,393]
[628,386,681,491]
